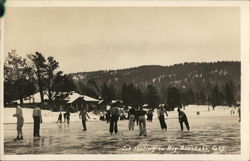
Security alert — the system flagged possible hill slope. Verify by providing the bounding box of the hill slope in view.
[69,61,240,102]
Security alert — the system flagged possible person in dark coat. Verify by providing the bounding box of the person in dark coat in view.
[33,105,42,138]
[106,110,111,124]
[109,105,120,135]
[134,107,139,126]
[66,111,70,124]
[57,112,62,123]
[63,112,67,123]
[177,108,190,131]
[158,107,168,130]
[147,109,153,122]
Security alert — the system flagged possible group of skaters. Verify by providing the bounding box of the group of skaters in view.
[105,105,190,136]
[13,104,42,141]
[13,103,190,140]
[56,111,71,124]
[18,103,244,140]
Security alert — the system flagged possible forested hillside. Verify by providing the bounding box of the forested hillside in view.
[70,61,240,106]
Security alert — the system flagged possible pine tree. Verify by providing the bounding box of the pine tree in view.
[145,84,160,109]
[166,87,181,111]
[211,84,219,109]
[224,82,235,107]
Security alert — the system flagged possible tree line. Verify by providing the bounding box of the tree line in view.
[4,50,239,111]
[88,80,237,111]
[4,50,76,109]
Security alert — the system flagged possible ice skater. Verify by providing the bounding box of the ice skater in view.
[63,112,67,122]
[109,104,120,135]
[158,107,168,130]
[79,108,90,131]
[105,109,110,124]
[13,105,24,141]
[128,106,135,130]
[177,108,190,131]
[57,112,62,123]
[66,111,71,124]
[134,107,139,126]
[138,106,147,137]
[33,105,42,138]
[237,107,241,122]
[147,109,153,122]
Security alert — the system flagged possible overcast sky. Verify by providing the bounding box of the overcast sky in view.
[4,7,240,73]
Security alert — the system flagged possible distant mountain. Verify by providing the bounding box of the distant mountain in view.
[69,61,240,102]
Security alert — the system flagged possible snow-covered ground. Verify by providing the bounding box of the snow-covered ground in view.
[4,108,102,124]
[4,105,240,154]
[4,105,240,124]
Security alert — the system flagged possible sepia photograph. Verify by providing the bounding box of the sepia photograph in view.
[0,1,249,160]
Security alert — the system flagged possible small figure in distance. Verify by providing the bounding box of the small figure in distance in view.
[105,109,110,124]
[57,112,62,123]
[147,109,153,122]
[66,111,71,124]
[237,107,240,122]
[177,107,190,131]
[63,112,67,123]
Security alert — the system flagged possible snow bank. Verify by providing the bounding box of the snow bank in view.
[4,105,239,124]
[153,105,239,120]
[4,107,101,124]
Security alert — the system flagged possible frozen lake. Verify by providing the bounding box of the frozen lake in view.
[4,110,240,154]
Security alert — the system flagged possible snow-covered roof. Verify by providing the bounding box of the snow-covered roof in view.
[14,91,99,104]
[111,100,123,104]
[66,92,99,103]
[143,104,149,107]
[98,99,104,104]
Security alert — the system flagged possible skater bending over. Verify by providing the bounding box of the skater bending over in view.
[13,105,24,140]
[158,107,168,130]
[177,108,190,131]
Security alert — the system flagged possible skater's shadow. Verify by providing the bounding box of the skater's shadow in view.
[176,131,191,140]
[32,137,45,147]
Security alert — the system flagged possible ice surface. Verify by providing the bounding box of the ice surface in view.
[4,105,240,154]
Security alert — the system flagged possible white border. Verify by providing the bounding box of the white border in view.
[1,1,249,161]
[0,15,4,161]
